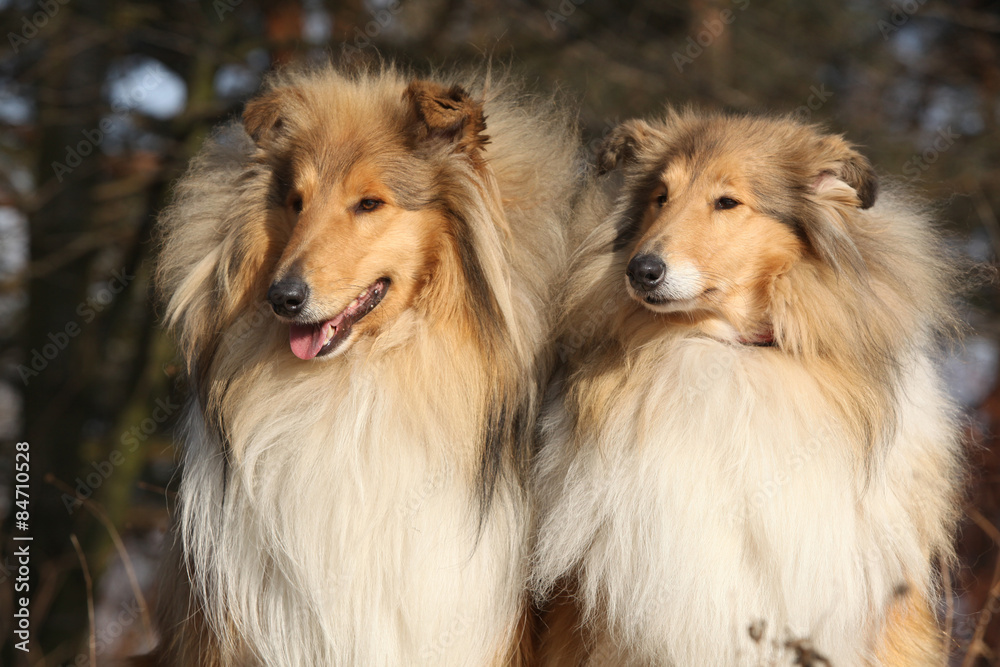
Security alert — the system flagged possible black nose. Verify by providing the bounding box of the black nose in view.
[627,254,666,292]
[268,276,309,317]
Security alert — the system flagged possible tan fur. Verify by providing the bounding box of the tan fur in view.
[532,109,964,665]
[874,589,946,666]
[536,589,591,667]
[146,65,580,666]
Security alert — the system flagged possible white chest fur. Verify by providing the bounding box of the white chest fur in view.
[533,338,957,666]
[180,354,527,666]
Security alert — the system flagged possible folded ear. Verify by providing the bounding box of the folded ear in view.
[596,119,659,175]
[243,88,303,145]
[811,136,878,209]
[800,137,879,274]
[404,80,488,158]
[837,151,878,209]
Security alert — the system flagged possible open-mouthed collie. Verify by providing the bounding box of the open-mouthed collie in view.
[147,65,579,666]
[531,110,965,666]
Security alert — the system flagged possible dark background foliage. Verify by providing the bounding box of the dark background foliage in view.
[0,0,998,664]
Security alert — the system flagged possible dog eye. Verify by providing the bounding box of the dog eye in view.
[289,195,303,214]
[656,193,668,208]
[357,198,383,213]
[715,197,740,210]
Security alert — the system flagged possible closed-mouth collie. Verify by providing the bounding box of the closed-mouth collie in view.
[531,109,965,666]
[147,66,580,666]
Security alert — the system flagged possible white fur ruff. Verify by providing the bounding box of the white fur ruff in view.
[178,339,527,666]
[532,336,959,666]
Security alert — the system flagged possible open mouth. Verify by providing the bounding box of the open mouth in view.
[288,278,390,360]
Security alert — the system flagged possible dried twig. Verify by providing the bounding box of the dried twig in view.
[70,534,97,667]
[136,480,174,497]
[46,475,155,642]
[962,506,1000,667]
[943,556,955,656]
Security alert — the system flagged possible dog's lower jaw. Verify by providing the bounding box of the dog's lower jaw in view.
[636,295,698,314]
[626,278,700,313]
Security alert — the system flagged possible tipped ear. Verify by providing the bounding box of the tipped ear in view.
[596,119,658,175]
[812,137,878,209]
[243,88,303,145]
[403,80,488,157]
[243,91,282,143]
[838,151,878,209]
[801,138,880,274]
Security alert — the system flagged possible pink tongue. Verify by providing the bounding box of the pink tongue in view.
[289,321,335,360]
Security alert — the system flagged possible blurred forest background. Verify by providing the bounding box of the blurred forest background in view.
[0,0,999,664]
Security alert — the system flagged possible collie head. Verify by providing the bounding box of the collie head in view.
[164,69,499,367]
[155,65,578,502]
[572,108,962,449]
[246,75,493,362]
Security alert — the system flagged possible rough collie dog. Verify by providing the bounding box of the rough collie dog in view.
[531,110,965,666]
[148,66,579,666]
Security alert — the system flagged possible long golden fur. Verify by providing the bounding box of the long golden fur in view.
[147,65,580,666]
[531,109,965,665]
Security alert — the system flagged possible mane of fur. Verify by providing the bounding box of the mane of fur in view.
[572,110,962,453]
[153,64,580,665]
[532,111,966,665]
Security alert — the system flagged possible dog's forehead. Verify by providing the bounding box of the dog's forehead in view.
[670,117,789,158]
[653,142,750,191]
[289,117,411,178]
[281,129,433,210]
[286,83,408,141]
